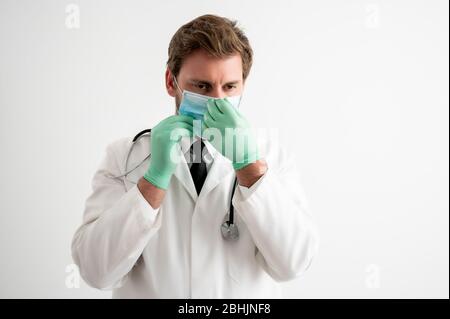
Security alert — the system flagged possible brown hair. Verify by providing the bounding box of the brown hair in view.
[167,14,253,81]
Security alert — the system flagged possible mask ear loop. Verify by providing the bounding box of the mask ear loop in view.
[236,93,243,109]
[172,75,184,96]
[236,80,245,108]
[173,75,189,116]
[173,75,184,115]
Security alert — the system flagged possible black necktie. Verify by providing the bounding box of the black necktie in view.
[189,139,207,195]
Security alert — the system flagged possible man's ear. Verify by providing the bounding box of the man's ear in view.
[165,68,176,97]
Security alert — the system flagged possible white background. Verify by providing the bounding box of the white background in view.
[0,0,448,298]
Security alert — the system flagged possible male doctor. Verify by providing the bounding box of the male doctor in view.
[71,14,318,298]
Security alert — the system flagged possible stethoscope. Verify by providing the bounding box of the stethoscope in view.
[111,128,239,241]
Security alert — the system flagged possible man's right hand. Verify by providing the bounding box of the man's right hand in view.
[143,115,193,190]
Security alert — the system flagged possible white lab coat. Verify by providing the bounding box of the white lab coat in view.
[71,133,319,298]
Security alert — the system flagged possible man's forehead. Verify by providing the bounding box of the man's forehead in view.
[181,66,243,84]
[179,49,243,83]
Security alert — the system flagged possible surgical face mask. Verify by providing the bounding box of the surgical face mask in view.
[173,76,242,121]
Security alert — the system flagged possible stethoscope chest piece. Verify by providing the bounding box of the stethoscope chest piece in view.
[221,221,239,241]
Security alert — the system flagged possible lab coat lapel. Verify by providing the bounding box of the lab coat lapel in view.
[172,138,234,202]
[198,141,235,200]
[173,157,198,202]
[172,138,198,202]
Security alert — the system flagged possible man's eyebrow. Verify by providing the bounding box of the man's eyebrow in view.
[223,80,240,85]
[188,79,240,86]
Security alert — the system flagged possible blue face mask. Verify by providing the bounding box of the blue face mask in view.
[174,77,242,120]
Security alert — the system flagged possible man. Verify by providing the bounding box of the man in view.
[72,14,318,298]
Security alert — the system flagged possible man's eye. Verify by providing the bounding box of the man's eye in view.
[196,84,208,90]
[226,85,237,90]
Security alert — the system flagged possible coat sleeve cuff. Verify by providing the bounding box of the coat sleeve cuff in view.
[134,185,160,228]
[236,171,267,200]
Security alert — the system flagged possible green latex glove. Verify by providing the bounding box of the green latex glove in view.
[143,115,193,189]
[203,98,259,170]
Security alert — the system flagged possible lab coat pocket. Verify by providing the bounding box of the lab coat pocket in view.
[225,239,242,285]
[224,212,255,286]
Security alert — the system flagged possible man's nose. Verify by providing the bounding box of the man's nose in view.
[209,87,227,99]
